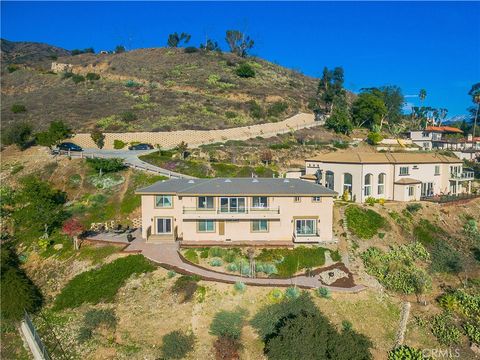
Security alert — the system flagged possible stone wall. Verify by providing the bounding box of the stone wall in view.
[51,62,73,73]
[70,112,318,149]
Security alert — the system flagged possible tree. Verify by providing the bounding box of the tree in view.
[36,120,72,148]
[62,218,85,250]
[325,100,353,135]
[210,308,247,340]
[161,331,195,360]
[316,66,345,114]
[1,122,33,150]
[1,245,42,321]
[260,149,273,165]
[225,30,254,57]
[86,158,125,173]
[167,32,191,48]
[115,45,126,53]
[351,92,387,130]
[91,129,105,149]
[200,39,220,52]
[468,82,480,137]
[11,176,67,242]
[176,141,188,159]
[235,63,255,78]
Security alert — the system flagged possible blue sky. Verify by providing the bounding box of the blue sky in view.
[2,1,479,118]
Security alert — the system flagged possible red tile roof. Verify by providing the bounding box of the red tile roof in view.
[425,126,463,133]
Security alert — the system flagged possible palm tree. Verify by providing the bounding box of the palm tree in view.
[468,83,480,137]
[418,89,428,127]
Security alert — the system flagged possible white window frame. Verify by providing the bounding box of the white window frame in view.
[364,174,373,196]
[155,195,173,208]
[434,165,441,176]
[294,196,301,203]
[295,219,317,236]
[252,219,268,232]
[343,173,353,195]
[252,196,268,208]
[399,167,409,176]
[156,217,172,234]
[219,197,246,213]
[377,173,385,195]
[198,196,214,209]
[312,196,322,202]
[198,220,215,232]
[408,186,414,197]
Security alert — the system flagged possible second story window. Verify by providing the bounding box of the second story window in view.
[252,196,268,208]
[220,197,246,213]
[434,165,441,175]
[399,167,409,176]
[294,196,301,203]
[198,196,214,209]
[155,195,173,208]
[312,196,322,202]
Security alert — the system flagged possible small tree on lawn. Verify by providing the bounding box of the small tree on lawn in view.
[176,141,188,159]
[62,218,85,250]
[91,129,105,149]
[261,149,273,165]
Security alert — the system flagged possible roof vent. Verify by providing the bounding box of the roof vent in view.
[283,179,290,183]
[224,179,232,183]
[188,180,195,183]
[252,179,259,183]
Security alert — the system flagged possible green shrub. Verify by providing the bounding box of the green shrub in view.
[184,46,198,53]
[1,246,43,321]
[431,312,461,345]
[199,248,209,258]
[167,270,177,278]
[268,288,284,302]
[11,104,27,113]
[387,345,425,360]
[210,308,247,340]
[413,219,443,245]
[210,258,223,267]
[316,287,331,299]
[267,102,288,117]
[234,281,246,293]
[247,100,263,119]
[90,129,105,149]
[365,197,376,206]
[222,250,239,263]
[53,255,154,310]
[208,247,226,258]
[235,63,255,78]
[121,111,137,122]
[225,111,237,119]
[196,285,206,303]
[10,164,24,175]
[77,326,93,343]
[184,249,199,264]
[463,322,480,344]
[86,72,100,81]
[345,205,386,239]
[406,203,423,214]
[429,241,463,274]
[366,132,383,145]
[113,139,126,149]
[71,74,85,83]
[7,64,19,73]
[269,142,292,150]
[84,309,116,329]
[256,247,326,277]
[1,122,33,150]
[161,331,195,360]
[226,263,238,272]
[330,250,341,262]
[333,140,349,149]
[172,275,201,303]
[125,80,142,88]
[86,158,125,173]
[285,286,300,299]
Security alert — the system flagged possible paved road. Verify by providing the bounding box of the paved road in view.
[71,148,195,179]
[120,237,366,293]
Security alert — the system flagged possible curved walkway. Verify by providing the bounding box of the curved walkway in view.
[124,238,366,293]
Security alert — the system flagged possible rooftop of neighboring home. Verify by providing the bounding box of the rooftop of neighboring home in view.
[136,178,338,196]
[306,152,462,164]
[424,126,464,133]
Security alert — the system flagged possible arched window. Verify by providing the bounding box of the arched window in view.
[364,174,373,196]
[325,171,335,191]
[378,173,386,195]
[343,173,353,195]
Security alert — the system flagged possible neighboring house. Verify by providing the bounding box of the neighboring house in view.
[409,126,480,161]
[305,152,474,203]
[136,178,337,245]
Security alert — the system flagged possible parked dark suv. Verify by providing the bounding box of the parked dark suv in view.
[128,143,154,150]
[58,142,83,152]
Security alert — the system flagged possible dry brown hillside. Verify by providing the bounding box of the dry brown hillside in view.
[1,43,318,132]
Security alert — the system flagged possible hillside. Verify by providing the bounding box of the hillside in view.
[0,38,70,66]
[1,42,318,133]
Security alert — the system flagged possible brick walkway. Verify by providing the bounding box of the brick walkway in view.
[124,237,366,293]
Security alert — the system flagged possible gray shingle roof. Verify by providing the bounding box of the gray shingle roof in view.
[136,178,337,196]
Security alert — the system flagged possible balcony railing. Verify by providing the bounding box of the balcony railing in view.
[450,171,474,180]
[293,232,321,242]
[182,206,280,214]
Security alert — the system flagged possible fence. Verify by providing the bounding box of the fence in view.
[421,193,479,203]
[23,311,51,360]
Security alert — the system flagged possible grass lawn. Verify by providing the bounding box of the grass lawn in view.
[53,255,155,310]
[256,247,327,277]
[345,205,386,239]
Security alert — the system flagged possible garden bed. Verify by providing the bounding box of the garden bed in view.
[179,246,341,278]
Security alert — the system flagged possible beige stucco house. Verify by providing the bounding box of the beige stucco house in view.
[136,178,337,245]
[305,152,474,203]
